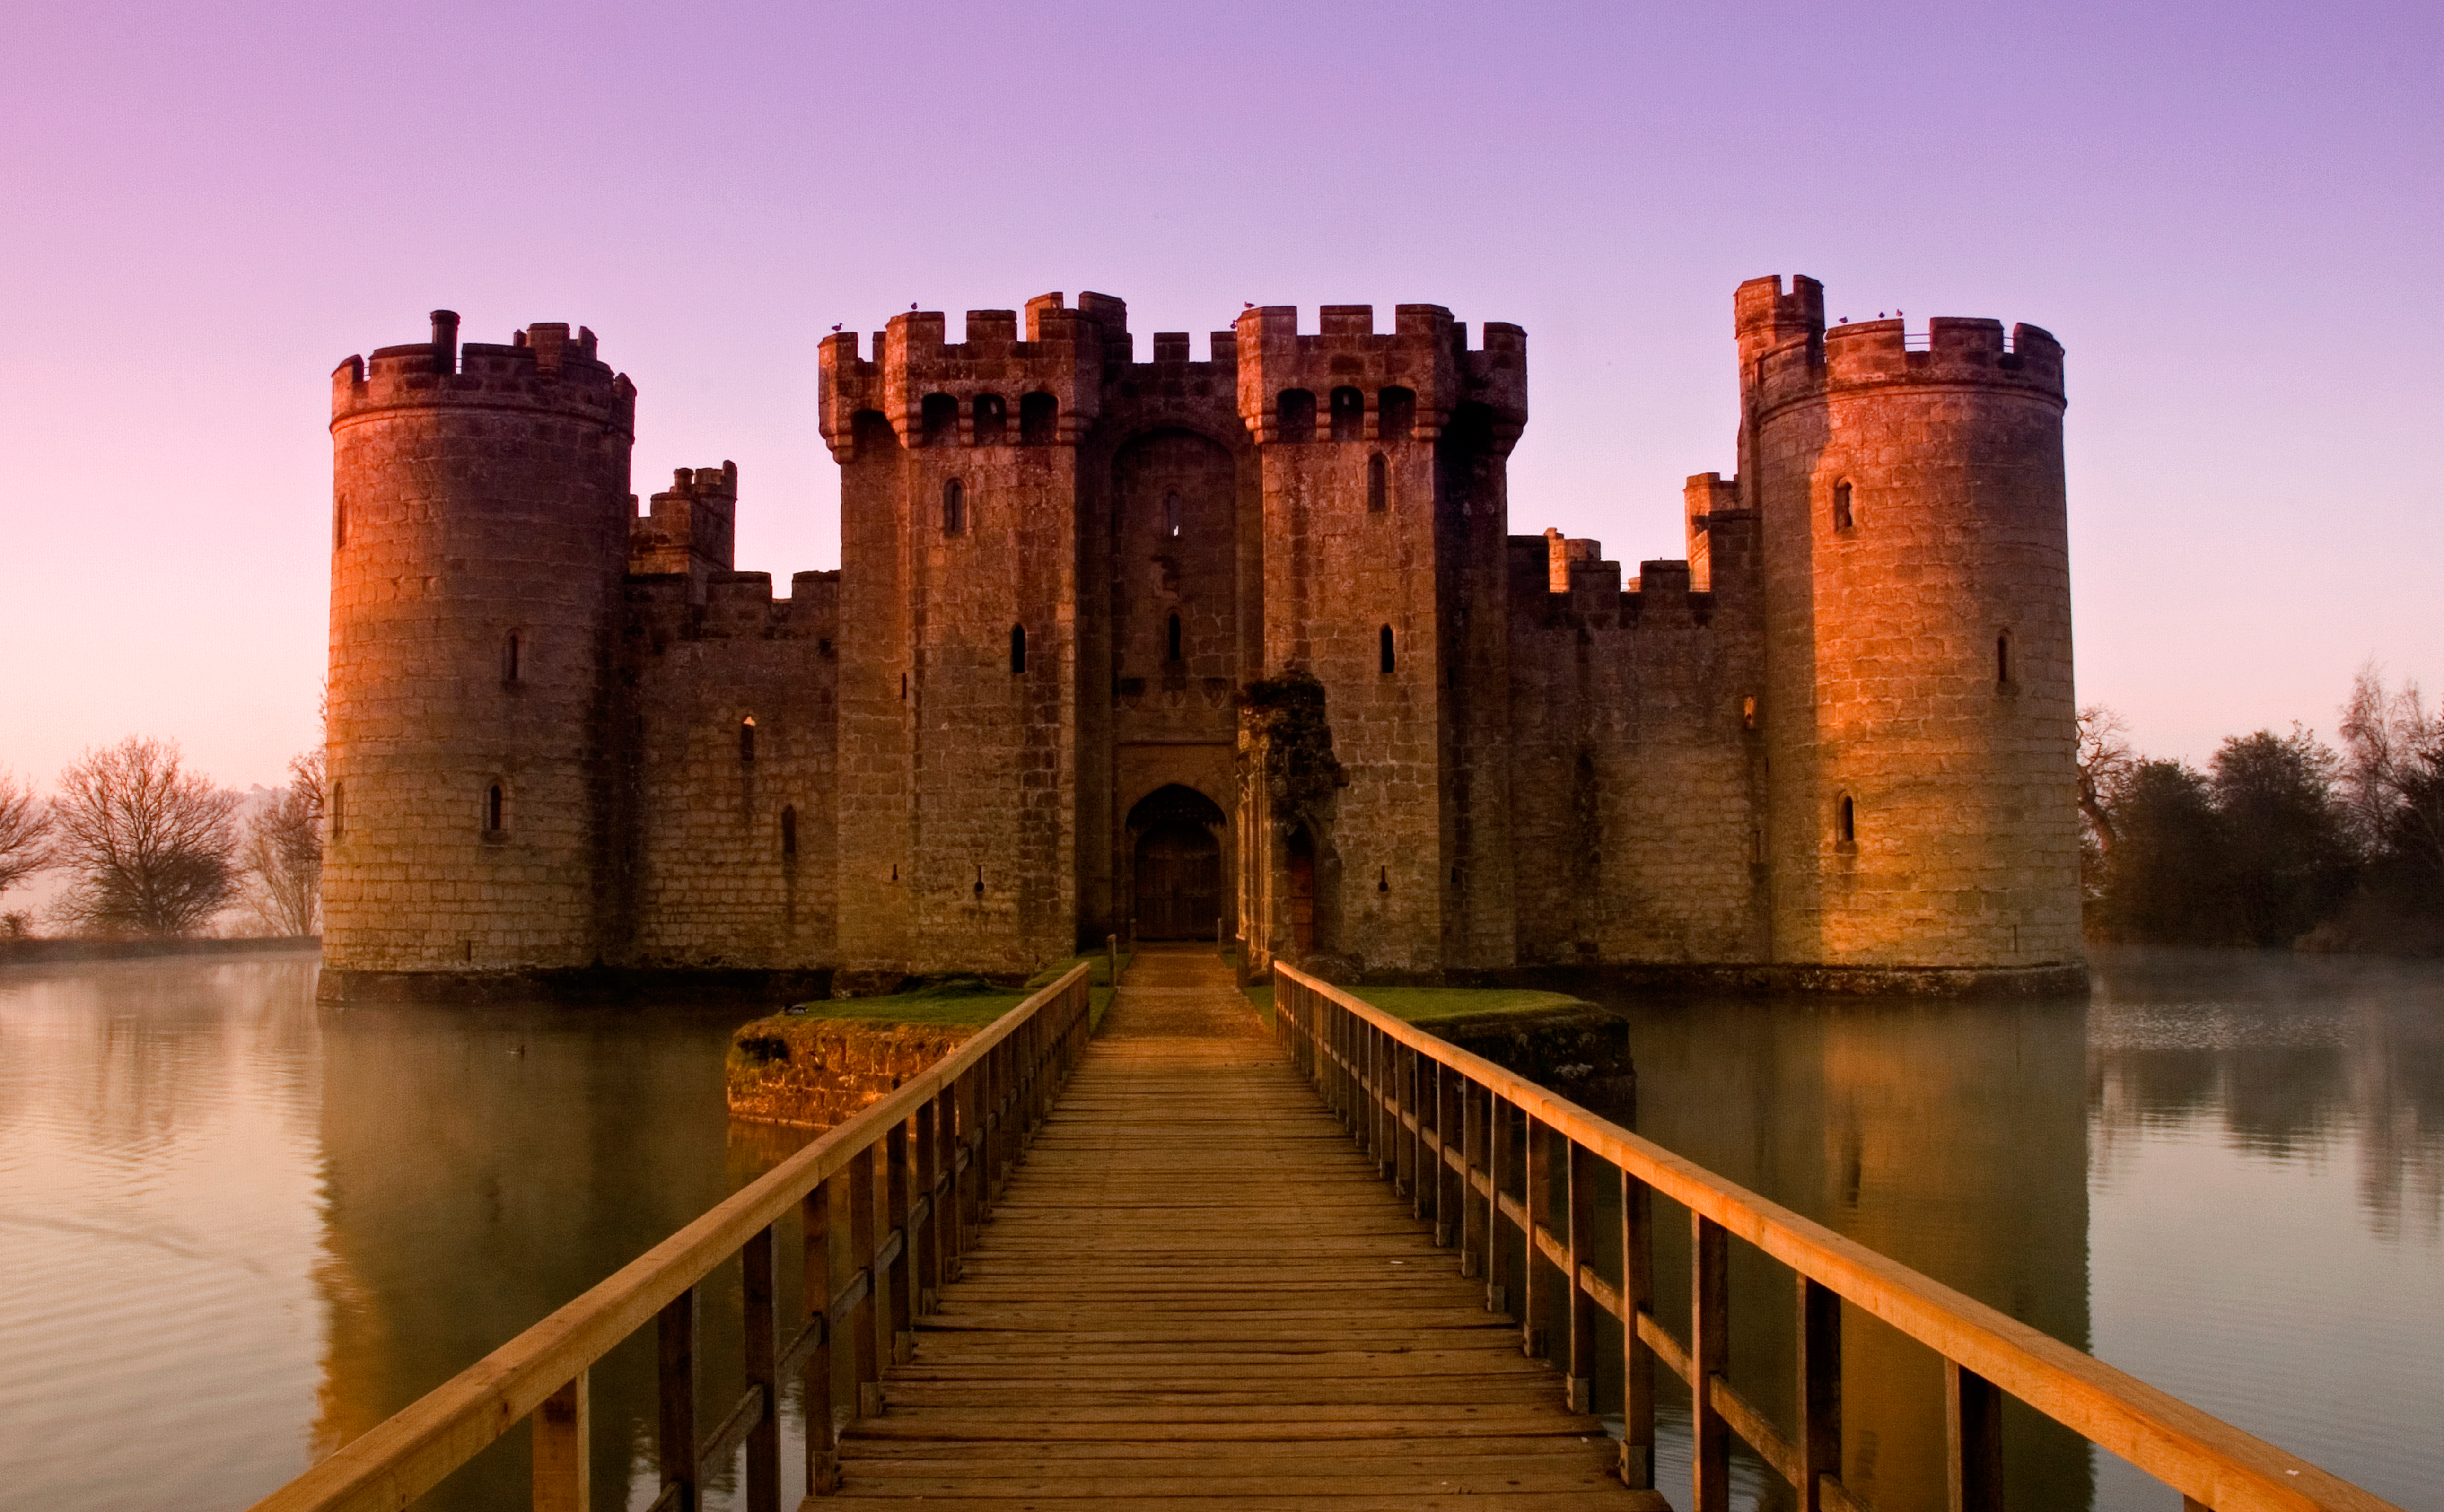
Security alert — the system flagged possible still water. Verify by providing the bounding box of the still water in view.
[0,947,2435,1510]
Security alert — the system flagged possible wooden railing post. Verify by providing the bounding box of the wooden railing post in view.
[886,1118,914,1363]
[1460,1079,1486,1278]
[1946,1361,2004,1512]
[1620,1169,1655,1489]
[1522,1114,1549,1358]
[917,1094,944,1300]
[1434,1060,1460,1247]
[532,1371,588,1512]
[1800,1277,1842,1512]
[847,1145,881,1419]
[1692,1213,1730,1512]
[1488,1093,1515,1317]
[1395,1043,1416,1203]
[1565,1139,1595,1412]
[801,1178,839,1496]
[741,1223,780,1512]
[657,1287,698,1512]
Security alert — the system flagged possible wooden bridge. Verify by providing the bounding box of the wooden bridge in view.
[252,946,2402,1512]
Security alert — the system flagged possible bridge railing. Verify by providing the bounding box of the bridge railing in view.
[1270,963,2401,1512]
[251,962,1095,1512]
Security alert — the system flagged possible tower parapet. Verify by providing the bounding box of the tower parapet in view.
[817,293,1121,460]
[1752,315,2065,416]
[1231,303,1525,451]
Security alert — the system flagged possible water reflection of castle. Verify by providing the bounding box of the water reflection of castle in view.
[1616,991,2093,1512]
[309,1001,755,1505]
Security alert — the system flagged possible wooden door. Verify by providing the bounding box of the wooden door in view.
[1134,823,1220,940]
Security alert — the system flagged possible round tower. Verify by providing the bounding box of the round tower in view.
[1743,277,2082,980]
[323,313,636,993]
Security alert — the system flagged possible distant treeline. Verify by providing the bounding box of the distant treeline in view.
[2082,667,2444,954]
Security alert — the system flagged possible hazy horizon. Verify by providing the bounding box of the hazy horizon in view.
[3,0,2437,792]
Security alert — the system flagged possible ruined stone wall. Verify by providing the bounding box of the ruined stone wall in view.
[1747,278,2081,972]
[626,570,838,968]
[324,317,632,980]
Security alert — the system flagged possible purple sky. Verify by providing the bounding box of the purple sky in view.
[2,0,2437,794]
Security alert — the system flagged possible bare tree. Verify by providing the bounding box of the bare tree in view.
[49,737,240,937]
[239,749,324,936]
[2076,704,2135,854]
[0,768,52,898]
[2340,664,2444,877]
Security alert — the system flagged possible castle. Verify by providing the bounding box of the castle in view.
[320,277,2083,1000]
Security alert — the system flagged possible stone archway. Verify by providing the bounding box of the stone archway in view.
[1127,785,1225,941]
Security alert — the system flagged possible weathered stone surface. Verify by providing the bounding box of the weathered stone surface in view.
[725,1013,975,1129]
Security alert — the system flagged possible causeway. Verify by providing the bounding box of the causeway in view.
[830,944,1656,1508]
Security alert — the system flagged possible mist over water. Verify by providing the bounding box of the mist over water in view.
[0,947,2434,1511]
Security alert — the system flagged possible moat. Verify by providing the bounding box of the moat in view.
[0,948,2435,1511]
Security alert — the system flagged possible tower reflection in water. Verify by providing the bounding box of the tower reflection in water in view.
[1588,991,2092,1512]
[310,996,800,1508]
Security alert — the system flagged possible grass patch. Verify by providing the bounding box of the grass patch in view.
[780,952,1133,1031]
[794,977,1029,1028]
[1355,987,1591,1023]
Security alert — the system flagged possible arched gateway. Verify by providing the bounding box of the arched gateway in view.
[1127,785,1226,940]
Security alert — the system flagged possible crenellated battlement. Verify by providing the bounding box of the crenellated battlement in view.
[817,292,1124,459]
[332,313,635,432]
[1232,303,1526,450]
[627,567,840,645]
[1750,308,2065,415]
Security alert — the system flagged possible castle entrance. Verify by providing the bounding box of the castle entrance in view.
[1126,785,1226,941]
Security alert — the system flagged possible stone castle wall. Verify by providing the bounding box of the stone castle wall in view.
[322,277,2084,998]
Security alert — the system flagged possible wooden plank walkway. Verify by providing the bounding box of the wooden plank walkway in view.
[831,944,1664,1508]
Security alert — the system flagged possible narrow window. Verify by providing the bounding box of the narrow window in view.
[972,393,1005,445]
[1166,613,1183,663]
[1378,386,1416,442]
[1741,694,1757,730]
[739,716,756,763]
[1996,632,2013,690]
[1329,386,1364,442]
[943,478,965,535]
[1837,795,1856,846]
[780,804,798,858]
[1010,623,1027,675]
[1019,392,1057,445]
[1367,454,1387,512]
[333,500,348,551]
[920,393,959,446]
[1276,388,1317,443]
[330,779,345,840]
[486,783,505,834]
[1379,625,1395,675]
[1832,481,1855,532]
[504,632,521,683]
[1164,490,1182,539]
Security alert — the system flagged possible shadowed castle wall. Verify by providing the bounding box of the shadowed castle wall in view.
[625,569,839,967]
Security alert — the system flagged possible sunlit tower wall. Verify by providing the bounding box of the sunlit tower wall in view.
[818,295,1110,985]
[1236,303,1526,974]
[324,313,635,990]
[1743,276,2082,979]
